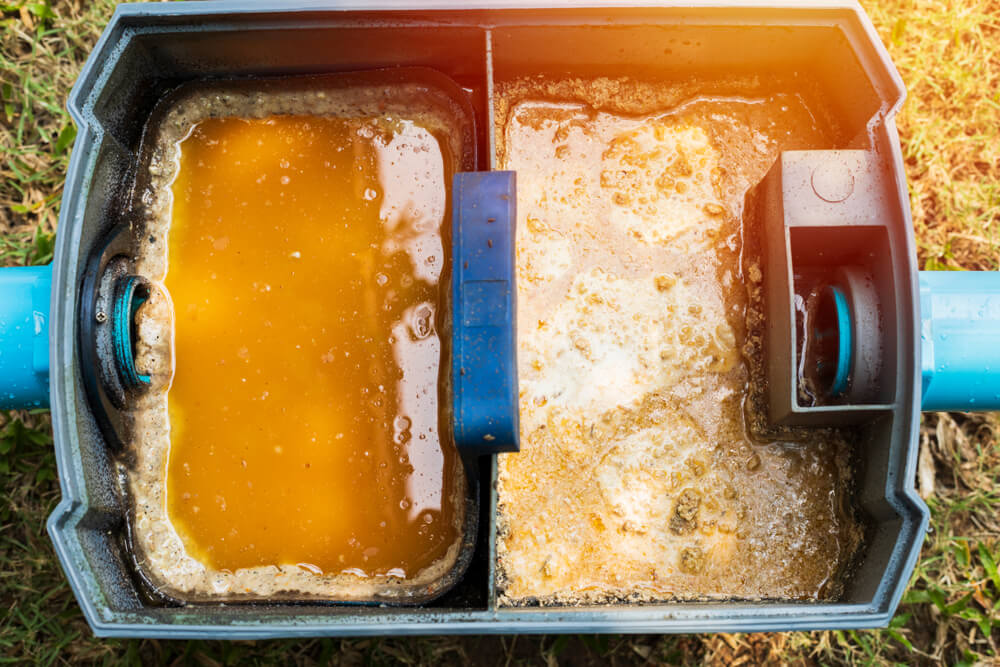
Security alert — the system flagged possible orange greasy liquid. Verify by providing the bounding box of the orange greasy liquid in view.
[164,115,459,577]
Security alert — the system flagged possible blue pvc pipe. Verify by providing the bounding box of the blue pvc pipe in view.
[920,270,1000,412]
[0,264,52,409]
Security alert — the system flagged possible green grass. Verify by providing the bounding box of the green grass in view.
[2,0,999,664]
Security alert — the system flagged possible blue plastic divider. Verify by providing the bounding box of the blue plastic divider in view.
[451,171,520,474]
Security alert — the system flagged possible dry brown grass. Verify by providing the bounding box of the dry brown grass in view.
[867,0,1000,272]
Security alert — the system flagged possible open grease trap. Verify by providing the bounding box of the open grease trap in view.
[3,0,1000,638]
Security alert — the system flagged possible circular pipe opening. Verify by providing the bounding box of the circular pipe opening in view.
[805,284,852,398]
[112,275,152,388]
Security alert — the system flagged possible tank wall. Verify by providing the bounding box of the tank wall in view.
[50,4,925,635]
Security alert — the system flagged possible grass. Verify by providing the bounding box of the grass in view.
[866,0,1000,273]
[1,0,998,663]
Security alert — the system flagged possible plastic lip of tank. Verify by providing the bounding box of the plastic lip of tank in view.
[40,0,931,637]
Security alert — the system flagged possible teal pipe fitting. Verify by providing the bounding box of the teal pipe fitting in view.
[920,270,1000,411]
[0,264,52,409]
[111,275,152,388]
[806,284,854,398]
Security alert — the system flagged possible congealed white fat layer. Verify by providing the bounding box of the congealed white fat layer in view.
[496,83,860,605]
[518,233,573,286]
[594,422,739,571]
[602,123,725,249]
[518,269,736,432]
[594,425,681,534]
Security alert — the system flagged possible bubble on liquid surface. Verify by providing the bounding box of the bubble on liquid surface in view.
[408,304,435,341]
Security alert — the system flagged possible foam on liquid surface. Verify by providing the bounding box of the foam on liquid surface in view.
[497,86,860,602]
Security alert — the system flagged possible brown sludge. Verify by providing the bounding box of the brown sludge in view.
[495,76,863,605]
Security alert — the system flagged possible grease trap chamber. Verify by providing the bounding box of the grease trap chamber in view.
[1,0,999,638]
